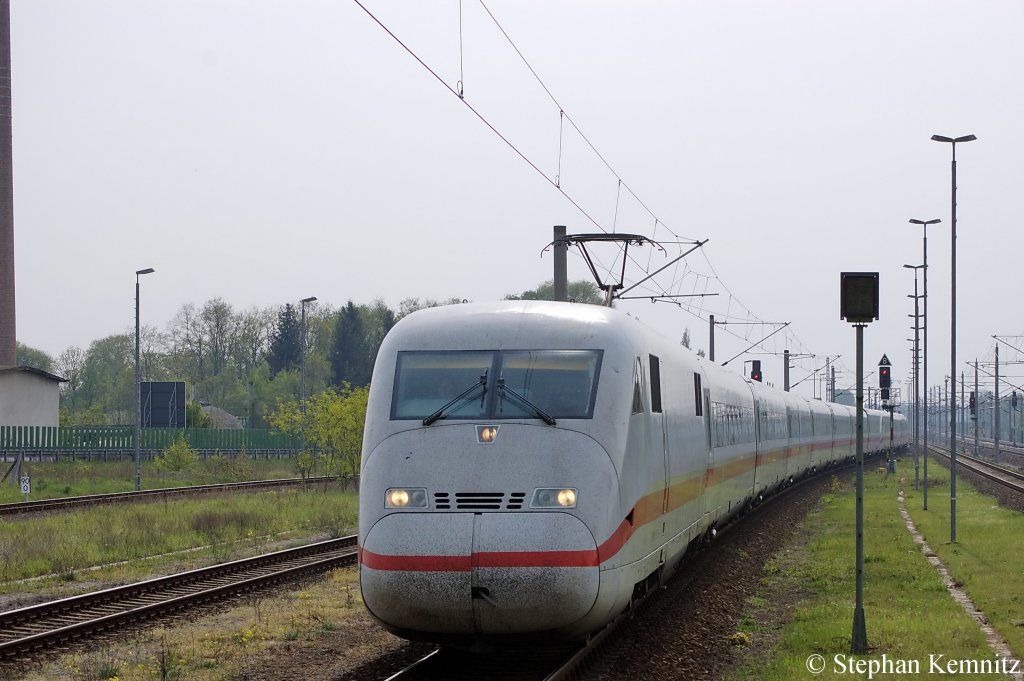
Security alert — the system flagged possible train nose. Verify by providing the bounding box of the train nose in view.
[360,511,599,635]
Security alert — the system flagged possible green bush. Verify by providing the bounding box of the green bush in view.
[154,436,199,473]
[295,450,315,479]
[204,449,256,481]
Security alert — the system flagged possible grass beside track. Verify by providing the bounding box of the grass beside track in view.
[0,457,314,503]
[904,462,1024,661]
[0,486,357,587]
[15,567,376,681]
[729,466,1014,680]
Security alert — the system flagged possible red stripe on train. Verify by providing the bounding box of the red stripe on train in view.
[360,519,633,572]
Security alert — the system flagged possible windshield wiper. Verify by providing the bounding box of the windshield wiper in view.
[497,378,556,425]
[422,372,488,426]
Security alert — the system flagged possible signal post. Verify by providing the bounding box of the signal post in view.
[879,354,894,471]
[840,271,879,655]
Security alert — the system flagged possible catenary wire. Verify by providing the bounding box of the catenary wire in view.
[356,0,832,376]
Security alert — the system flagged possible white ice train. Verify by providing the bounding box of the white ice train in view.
[357,301,909,646]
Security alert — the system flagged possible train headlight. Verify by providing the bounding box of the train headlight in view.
[476,425,500,444]
[385,488,428,509]
[530,487,578,509]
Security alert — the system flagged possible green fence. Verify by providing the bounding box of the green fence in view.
[0,426,300,451]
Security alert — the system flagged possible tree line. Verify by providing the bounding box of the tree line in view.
[16,280,601,428]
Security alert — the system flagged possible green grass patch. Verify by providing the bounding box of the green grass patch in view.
[903,461,1024,660]
[730,469,1007,680]
[0,455,312,503]
[0,487,357,586]
[20,568,369,681]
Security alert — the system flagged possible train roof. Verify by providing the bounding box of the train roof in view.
[385,300,642,351]
[385,301,904,421]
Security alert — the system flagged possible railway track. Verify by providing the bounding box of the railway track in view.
[929,445,1024,495]
[971,438,1024,465]
[0,535,357,660]
[384,644,583,681]
[0,475,346,516]
[931,434,1024,464]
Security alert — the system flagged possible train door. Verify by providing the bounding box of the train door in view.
[751,395,762,495]
[784,403,795,481]
[649,355,669,531]
[696,371,717,534]
[828,405,837,463]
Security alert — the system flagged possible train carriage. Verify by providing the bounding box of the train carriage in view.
[749,381,791,497]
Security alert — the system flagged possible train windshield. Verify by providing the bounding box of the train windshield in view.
[496,351,601,419]
[391,351,493,420]
[391,350,602,421]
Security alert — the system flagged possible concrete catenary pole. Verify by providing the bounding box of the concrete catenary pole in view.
[553,225,567,302]
[0,0,15,366]
[783,349,790,392]
[944,378,948,441]
[912,277,921,489]
[974,360,979,458]
[974,360,983,456]
[995,344,1000,462]
[709,315,715,363]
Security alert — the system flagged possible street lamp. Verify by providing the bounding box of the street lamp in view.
[904,263,924,490]
[908,217,940,508]
[932,132,976,543]
[134,267,155,492]
[300,296,317,458]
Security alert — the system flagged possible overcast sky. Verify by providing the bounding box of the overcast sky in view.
[12,1,1024,401]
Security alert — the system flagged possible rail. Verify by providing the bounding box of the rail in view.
[0,536,358,660]
[0,476,352,516]
[928,444,1024,495]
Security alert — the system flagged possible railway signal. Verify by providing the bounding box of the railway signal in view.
[840,271,879,655]
[878,355,891,404]
[750,360,762,382]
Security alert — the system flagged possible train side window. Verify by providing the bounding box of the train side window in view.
[631,357,644,414]
[693,373,703,417]
[649,354,662,413]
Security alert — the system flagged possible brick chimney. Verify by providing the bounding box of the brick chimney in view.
[0,0,15,367]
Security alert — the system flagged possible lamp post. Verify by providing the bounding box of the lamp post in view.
[932,132,975,543]
[134,267,155,492]
[300,296,317,458]
[909,217,940,508]
[904,263,924,489]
